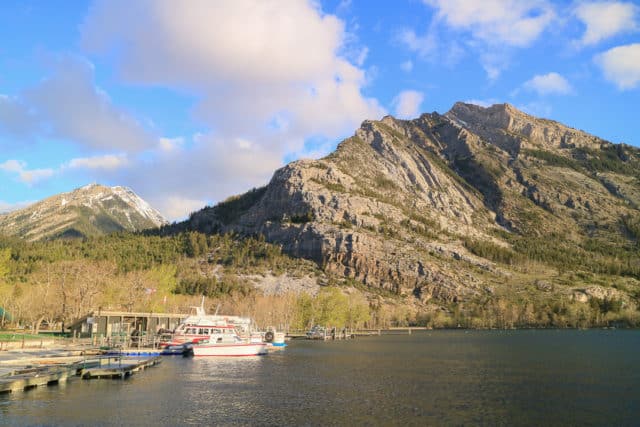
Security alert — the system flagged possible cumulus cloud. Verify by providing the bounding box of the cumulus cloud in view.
[114,132,283,220]
[0,159,55,184]
[25,56,156,151]
[575,1,638,46]
[523,72,573,95]
[158,137,186,152]
[66,154,129,170]
[398,29,436,57]
[392,90,425,119]
[0,56,156,152]
[153,196,209,221]
[424,0,555,47]
[415,0,555,79]
[81,0,384,219]
[0,94,35,138]
[595,43,640,89]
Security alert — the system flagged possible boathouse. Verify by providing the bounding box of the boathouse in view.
[68,310,188,338]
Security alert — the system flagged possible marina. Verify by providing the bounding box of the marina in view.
[0,352,162,393]
[1,330,639,426]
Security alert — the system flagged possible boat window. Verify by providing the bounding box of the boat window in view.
[203,329,209,335]
[212,328,221,334]
[198,328,204,335]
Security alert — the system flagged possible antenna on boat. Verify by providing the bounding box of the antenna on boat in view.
[192,295,207,317]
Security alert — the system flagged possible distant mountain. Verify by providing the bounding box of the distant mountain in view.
[0,184,167,240]
[181,102,640,306]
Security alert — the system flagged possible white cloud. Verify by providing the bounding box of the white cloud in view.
[117,132,283,219]
[82,0,385,219]
[398,29,436,57]
[355,47,369,66]
[518,101,552,118]
[0,159,55,184]
[424,0,555,47]
[25,56,155,152]
[464,99,500,108]
[575,1,638,46]
[0,199,35,214]
[523,72,573,95]
[417,0,555,79]
[400,60,414,72]
[595,43,640,89]
[0,56,156,152]
[153,196,208,221]
[0,94,35,138]
[392,90,425,119]
[158,137,185,152]
[66,154,129,170]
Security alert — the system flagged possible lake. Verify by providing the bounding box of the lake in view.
[1,330,639,426]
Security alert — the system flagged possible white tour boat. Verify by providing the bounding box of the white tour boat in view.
[163,302,268,357]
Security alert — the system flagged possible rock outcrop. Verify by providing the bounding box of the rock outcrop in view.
[185,102,640,304]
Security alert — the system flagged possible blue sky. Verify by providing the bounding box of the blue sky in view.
[1,0,639,220]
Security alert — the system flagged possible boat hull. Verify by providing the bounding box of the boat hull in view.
[190,342,268,357]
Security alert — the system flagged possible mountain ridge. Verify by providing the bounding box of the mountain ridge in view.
[179,102,640,308]
[0,184,167,240]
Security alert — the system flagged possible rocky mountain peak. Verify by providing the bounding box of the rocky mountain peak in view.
[0,184,167,241]
[183,100,640,306]
[444,101,606,154]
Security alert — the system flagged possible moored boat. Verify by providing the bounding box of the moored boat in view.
[162,300,269,357]
[187,341,268,357]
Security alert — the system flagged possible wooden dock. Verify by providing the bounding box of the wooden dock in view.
[79,356,161,379]
[0,365,78,393]
[0,355,161,393]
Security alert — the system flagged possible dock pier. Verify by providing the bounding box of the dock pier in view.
[0,354,161,393]
[79,355,161,379]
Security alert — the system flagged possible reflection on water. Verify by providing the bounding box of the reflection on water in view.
[1,330,639,426]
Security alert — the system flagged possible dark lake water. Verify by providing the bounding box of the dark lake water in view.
[1,330,639,426]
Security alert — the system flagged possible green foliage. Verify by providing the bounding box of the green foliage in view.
[184,231,209,257]
[325,182,347,193]
[463,239,520,265]
[0,248,10,281]
[290,210,315,224]
[590,297,623,314]
[209,186,267,225]
[0,230,311,279]
[622,214,640,241]
[292,287,370,329]
[309,177,347,193]
[510,235,640,278]
[523,149,582,170]
[373,173,398,191]
[174,274,253,298]
[523,145,640,178]
[313,287,349,326]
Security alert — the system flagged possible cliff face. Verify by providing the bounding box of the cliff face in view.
[0,184,167,240]
[186,103,640,305]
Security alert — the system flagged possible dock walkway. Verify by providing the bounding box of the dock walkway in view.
[0,355,161,393]
[79,356,161,379]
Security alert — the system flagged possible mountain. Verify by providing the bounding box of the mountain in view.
[0,184,167,240]
[182,102,640,308]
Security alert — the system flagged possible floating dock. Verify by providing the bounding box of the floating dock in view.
[0,364,78,393]
[0,355,161,393]
[79,356,161,379]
